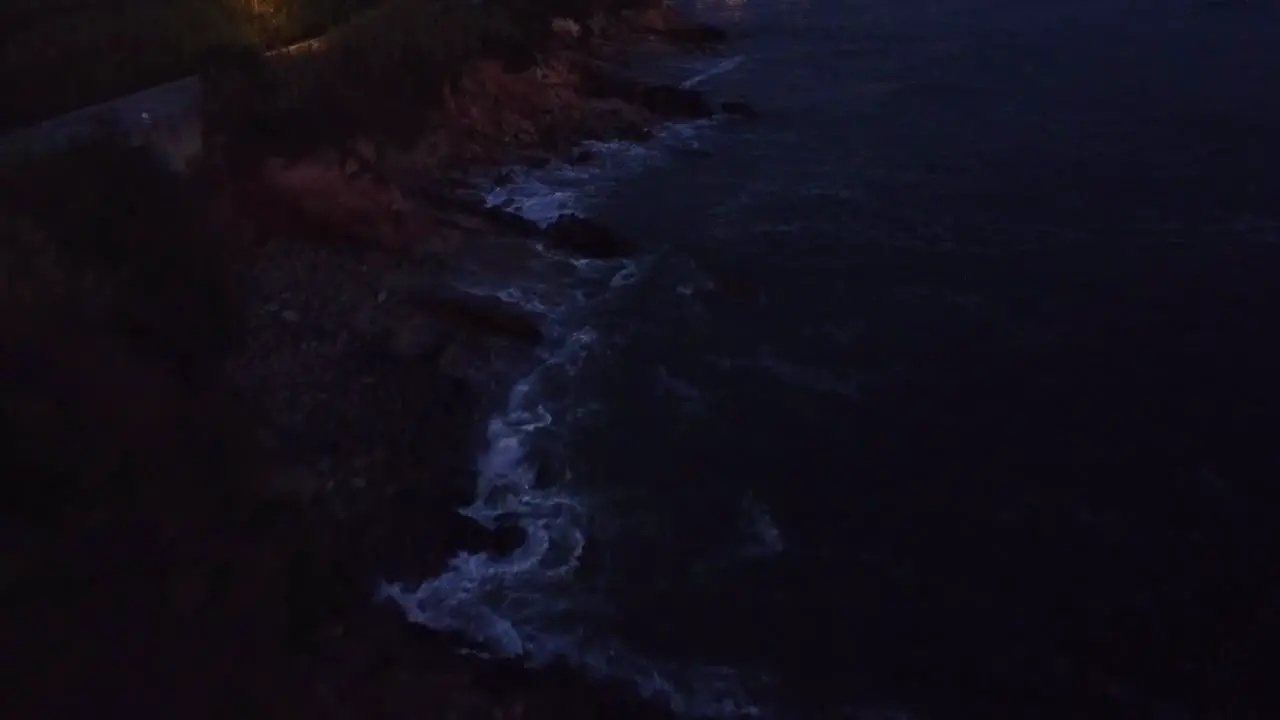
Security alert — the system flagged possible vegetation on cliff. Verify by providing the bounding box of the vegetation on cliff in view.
[1,1,729,717]
[0,0,390,131]
[0,0,676,133]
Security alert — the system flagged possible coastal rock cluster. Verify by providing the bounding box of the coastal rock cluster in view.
[1,1,748,719]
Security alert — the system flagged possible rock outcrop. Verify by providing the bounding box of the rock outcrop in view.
[544,213,637,258]
[2,2,743,719]
[255,155,411,249]
[577,62,715,118]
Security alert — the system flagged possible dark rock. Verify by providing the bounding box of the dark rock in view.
[577,63,714,118]
[543,214,636,259]
[625,10,729,46]
[351,485,496,585]
[577,62,636,99]
[572,149,599,164]
[489,522,527,557]
[409,287,544,345]
[533,451,566,488]
[619,124,654,142]
[637,83,714,118]
[582,104,652,142]
[720,100,760,119]
[664,22,730,46]
[418,193,540,237]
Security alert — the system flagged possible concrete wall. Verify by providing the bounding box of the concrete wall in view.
[0,37,328,173]
[0,77,205,173]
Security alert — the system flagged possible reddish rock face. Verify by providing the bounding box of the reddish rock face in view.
[258,156,409,248]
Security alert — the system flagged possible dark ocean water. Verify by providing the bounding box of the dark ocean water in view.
[564,0,1280,717]
[386,1,1280,717]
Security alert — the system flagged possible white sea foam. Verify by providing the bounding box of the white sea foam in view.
[681,55,746,89]
[477,120,718,228]
[383,114,766,717]
[380,319,763,716]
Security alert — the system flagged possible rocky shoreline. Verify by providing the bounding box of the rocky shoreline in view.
[2,2,750,718]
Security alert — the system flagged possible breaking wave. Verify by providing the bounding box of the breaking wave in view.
[381,110,765,717]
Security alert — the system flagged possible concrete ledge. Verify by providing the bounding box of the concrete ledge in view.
[0,36,329,172]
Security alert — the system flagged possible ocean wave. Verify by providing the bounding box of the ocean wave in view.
[477,119,720,228]
[379,319,763,717]
[382,116,767,717]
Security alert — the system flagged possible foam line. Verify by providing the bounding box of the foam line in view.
[681,56,746,89]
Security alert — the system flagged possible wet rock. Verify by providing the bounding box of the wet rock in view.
[624,6,729,46]
[580,98,653,141]
[532,451,566,488]
[543,214,636,259]
[618,124,654,142]
[489,518,527,557]
[409,287,544,345]
[419,193,539,237]
[578,65,714,118]
[637,83,714,118]
[720,100,760,119]
[358,485,494,584]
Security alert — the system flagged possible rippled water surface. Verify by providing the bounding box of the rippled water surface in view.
[392,1,1280,717]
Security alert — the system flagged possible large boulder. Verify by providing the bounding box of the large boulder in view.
[579,98,653,141]
[543,214,635,258]
[623,6,729,46]
[409,287,544,345]
[419,192,541,237]
[577,63,713,118]
[347,484,498,587]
